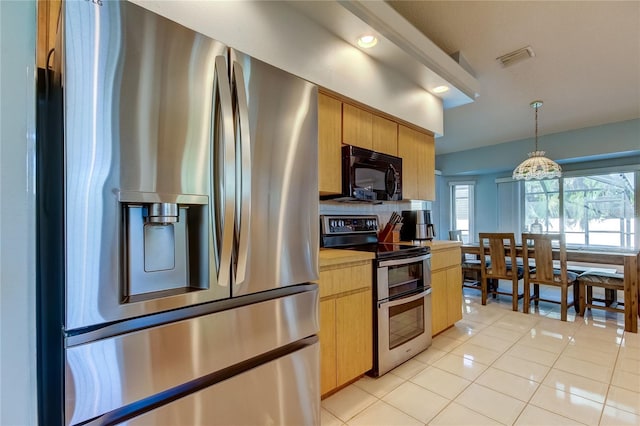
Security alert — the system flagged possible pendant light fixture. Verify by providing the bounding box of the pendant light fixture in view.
[512,100,562,180]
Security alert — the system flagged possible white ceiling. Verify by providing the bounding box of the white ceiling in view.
[295,1,640,156]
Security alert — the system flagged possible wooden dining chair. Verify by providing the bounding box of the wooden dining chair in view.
[578,270,625,316]
[522,233,578,321]
[478,233,524,311]
[449,230,482,289]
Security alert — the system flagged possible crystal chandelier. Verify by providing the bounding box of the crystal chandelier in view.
[512,100,562,180]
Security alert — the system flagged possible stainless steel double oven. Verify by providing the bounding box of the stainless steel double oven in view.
[321,215,432,377]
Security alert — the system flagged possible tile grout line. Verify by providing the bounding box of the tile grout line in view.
[322,289,636,426]
[598,329,625,425]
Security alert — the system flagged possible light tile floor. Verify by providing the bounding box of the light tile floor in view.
[321,288,640,426]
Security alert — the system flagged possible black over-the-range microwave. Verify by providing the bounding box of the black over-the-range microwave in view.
[341,145,402,201]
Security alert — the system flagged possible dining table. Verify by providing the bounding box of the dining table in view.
[461,244,639,333]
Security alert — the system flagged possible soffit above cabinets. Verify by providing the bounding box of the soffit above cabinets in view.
[289,0,481,109]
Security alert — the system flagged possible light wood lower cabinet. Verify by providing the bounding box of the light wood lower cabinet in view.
[430,246,463,335]
[319,260,373,397]
[319,299,337,394]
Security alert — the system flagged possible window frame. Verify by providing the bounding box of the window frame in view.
[449,181,475,244]
[520,166,638,250]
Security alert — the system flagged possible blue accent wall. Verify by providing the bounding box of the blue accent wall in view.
[435,119,640,239]
[436,119,639,176]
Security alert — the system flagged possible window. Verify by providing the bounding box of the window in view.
[450,183,474,243]
[523,171,637,249]
[524,179,560,234]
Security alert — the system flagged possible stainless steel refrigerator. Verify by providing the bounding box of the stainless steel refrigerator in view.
[36,1,319,424]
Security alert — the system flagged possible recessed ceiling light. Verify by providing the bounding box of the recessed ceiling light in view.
[433,85,449,94]
[357,35,378,49]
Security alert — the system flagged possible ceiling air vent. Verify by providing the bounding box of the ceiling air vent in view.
[496,46,535,67]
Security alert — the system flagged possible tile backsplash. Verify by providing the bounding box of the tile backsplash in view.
[319,200,432,228]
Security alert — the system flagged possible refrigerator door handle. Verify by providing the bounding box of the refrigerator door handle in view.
[213,55,236,289]
[232,60,251,286]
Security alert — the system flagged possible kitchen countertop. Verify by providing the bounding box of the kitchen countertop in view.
[319,241,461,268]
[404,240,462,251]
[319,248,375,268]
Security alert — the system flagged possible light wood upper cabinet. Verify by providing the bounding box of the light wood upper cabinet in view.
[398,125,420,199]
[372,115,398,156]
[37,0,62,69]
[398,125,435,201]
[421,132,436,201]
[318,93,435,201]
[318,93,343,195]
[342,103,373,149]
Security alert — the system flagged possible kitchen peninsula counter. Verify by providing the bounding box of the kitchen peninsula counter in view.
[319,248,375,268]
[406,239,463,251]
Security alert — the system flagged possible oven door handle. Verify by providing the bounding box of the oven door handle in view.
[378,253,431,268]
[378,288,431,309]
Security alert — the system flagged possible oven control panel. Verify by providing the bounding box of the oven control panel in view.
[321,215,379,235]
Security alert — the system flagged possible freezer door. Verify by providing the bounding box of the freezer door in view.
[120,342,320,426]
[230,50,319,297]
[65,287,318,425]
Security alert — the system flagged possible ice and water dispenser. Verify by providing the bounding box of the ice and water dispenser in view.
[121,194,209,303]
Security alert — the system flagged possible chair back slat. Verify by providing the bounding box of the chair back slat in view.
[534,239,554,281]
[479,233,517,279]
[478,232,523,311]
[522,233,567,285]
[521,232,575,321]
[449,230,463,242]
[488,239,507,275]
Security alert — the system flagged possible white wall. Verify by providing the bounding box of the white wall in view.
[131,0,444,136]
[0,0,37,424]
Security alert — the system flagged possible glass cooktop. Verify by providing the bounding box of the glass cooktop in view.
[340,242,429,260]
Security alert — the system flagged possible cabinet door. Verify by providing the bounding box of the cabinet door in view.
[37,0,62,69]
[372,115,398,156]
[319,298,337,396]
[343,104,373,149]
[398,125,435,201]
[430,269,449,335]
[397,125,420,199]
[318,93,343,195]
[336,289,372,386]
[417,133,435,201]
[446,267,463,325]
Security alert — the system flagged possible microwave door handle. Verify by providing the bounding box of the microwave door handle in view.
[378,288,431,309]
[213,55,236,289]
[385,166,396,199]
[232,60,251,286]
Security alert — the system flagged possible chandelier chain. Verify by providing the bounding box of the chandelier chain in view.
[534,103,538,151]
[512,99,562,180]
